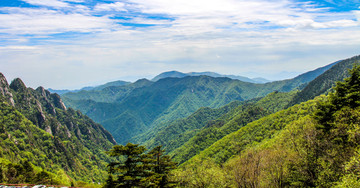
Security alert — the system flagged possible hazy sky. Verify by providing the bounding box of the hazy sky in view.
[1,0,360,89]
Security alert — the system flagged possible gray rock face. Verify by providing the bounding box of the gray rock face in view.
[0,73,15,106]
[51,93,67,110]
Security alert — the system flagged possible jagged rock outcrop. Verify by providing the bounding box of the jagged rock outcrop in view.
[0,73,117,182]
[51,92,67,110]
[1,73,116,146]
[0,73,14,106]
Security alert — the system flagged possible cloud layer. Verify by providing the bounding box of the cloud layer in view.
[0,0,359,89]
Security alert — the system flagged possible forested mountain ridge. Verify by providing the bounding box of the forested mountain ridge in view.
[169,90,298,164]
[288,55,360,106]
[140,58,338,163]
[151,70,270,83]
[62,61,336,145]
[135,100,246,151]
[174,62,360,187]
[0,73,116,186]
[48,80,130,95]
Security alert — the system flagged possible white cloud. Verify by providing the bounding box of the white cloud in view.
[94,2,127,12]
[62,0,85,2]
[23,0,69,8]
[123,0,359,34]
[0,46,38,50]
[0,7,114,35]
[1,0,360,88]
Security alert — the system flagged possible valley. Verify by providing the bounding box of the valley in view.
[1,55,360,187]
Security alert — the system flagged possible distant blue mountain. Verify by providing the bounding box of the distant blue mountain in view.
[151,71,271,83]
[48,80,130,95]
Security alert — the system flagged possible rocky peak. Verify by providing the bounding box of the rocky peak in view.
[0,73,8,86]
[10,78,27,92]
[0,73,10,95]
[0,73,15,106]
[51,93,67,110]
[36,86,51,99]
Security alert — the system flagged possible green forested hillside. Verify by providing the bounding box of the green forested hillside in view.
[184,94,317,165]
[173,63,360,187]
[62,62,335,145]
[136,100,245,152]
[0,73,116,186]
[169,91,297,164]
[62,79,152,103]
[288,55,360,106]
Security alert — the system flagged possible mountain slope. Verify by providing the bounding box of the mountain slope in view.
[170,57,350,165]
[175,62,360,187]
[185,96,318,164]
[0,73,116,185]
[288,55,360,106]
[62,60,336,145]
[169,91,297,164]
[62,78,152,104]
[135,100,245,151]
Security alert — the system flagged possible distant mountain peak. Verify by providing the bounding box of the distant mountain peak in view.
[151,71,188,82]
[49,79,131,95]
[151,71,270,83]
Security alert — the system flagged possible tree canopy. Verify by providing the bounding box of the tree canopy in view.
[105,143,177,188]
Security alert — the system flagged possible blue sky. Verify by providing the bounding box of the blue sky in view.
[0,0,359,89]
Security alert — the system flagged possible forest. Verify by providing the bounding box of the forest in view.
[0,55,360,187]
[102,62,360,187]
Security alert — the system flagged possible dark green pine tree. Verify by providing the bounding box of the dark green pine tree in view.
[315,63,360,131]
[106,143,148,188]
[146,146,177,188]
[105,144,178,188]
[310,63,360,186]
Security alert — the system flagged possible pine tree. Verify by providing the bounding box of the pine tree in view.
[107,143,148,188]
[312,63,360,186]
[105,144,177,188]
[315,63,360,131]
[147,146,177,188]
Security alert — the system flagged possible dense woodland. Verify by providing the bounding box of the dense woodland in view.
[62,61,334,146]
[172,62,360,187]
[0,55,360,187]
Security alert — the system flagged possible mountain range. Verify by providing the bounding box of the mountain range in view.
[1,54,360,186]
[61,60,336,145]
[173,55,360,187]
[151,71,271,83]
[49,71,270,95]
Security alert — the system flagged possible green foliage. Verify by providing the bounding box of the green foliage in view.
[289,55,360,106]
[315,63,360,131]
[105,144,177,188]
[107,143,148,187]
[175,61,360,187]
[186,98,317,165]
[0,74,116,185]
[140,100,244,153]
[63,66,325,145]
[146,146,177,188]
[0,159,66,185]
[173,158,231,188]
[171,91,297,164]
